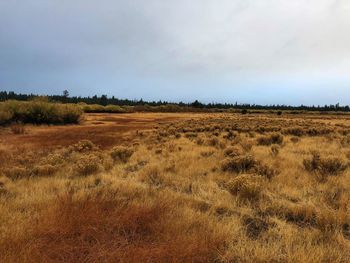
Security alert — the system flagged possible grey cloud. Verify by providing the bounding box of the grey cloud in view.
[0,0,350,103]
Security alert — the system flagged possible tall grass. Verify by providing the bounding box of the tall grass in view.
[0,99,82,125]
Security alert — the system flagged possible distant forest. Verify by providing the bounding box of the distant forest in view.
[1,90,349,112]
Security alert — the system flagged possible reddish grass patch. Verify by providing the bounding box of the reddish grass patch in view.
[1,194,225,263]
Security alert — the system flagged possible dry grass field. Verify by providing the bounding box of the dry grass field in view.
[1,112,350,262]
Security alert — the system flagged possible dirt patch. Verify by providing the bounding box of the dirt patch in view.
[0,113,204,150]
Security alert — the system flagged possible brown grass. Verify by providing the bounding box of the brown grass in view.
[1,112,350,262]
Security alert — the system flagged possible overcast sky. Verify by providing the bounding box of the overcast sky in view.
[1,0,350,105]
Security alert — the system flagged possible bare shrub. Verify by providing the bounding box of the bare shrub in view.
[110,146,134,163]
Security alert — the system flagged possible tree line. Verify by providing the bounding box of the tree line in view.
[1,90,349,112]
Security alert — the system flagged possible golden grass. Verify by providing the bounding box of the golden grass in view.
[1,112,350,262]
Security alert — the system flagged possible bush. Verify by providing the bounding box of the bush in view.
[226,174,263,201]
[0,100,82,125]
[283,127,304,137]
[0,108,13,125]
[221,155,257,173]
[303,152,348,179]
[224,146,243,157]
[81,104,126,113]
[73,154,101,176]
[253,163,277,179]
[71,140,97,152]
[110,146,134,163]
[257,133,284,146]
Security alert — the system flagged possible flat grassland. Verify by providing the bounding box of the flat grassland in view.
[1,112,350,262]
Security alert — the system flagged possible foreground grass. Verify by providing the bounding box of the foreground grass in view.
[1,113,350,262]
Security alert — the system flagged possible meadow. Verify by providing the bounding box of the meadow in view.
[1,108,350,262]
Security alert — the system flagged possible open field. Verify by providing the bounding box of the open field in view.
[1,112,350,262]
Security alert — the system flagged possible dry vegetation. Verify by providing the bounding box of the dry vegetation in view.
[0,99,82,125]
[1,112,350,262]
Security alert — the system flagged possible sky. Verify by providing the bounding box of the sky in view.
[1,0,350,105]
